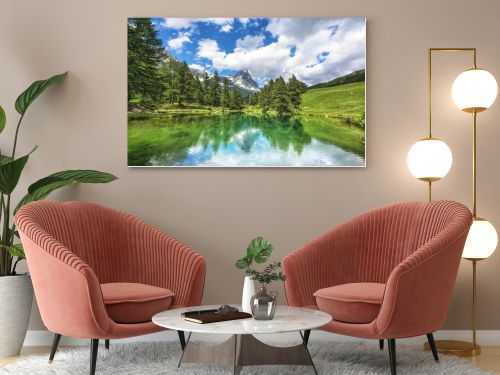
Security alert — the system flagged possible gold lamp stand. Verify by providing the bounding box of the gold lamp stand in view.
[424,258,481,356]
[424,110,482,357]
[422,48,484,357]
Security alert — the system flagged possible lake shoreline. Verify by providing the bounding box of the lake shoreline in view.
[128,110,365,129]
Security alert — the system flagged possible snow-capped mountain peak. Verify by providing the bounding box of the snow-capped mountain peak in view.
[191,67,212,81]
[189,67,260,93]
[228,70,259,92]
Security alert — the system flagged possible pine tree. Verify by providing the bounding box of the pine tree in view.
[159,62,172,103]
[248,92,259,106]
[259,79,274,113]
[161,59,181,105]
[203,72,212,105]
[232,90,244,111]
[177,61,192,107]
[210,70,222,106]
[195,78,205,105]
[221,78,230,110]
[272,77,291,115]
[127,18,165,106]
[287,75,304,111]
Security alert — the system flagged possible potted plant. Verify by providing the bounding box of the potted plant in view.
[248,261,286,320]
[235,237,286,318]
[0,72,117,358]
[235,237,273,313]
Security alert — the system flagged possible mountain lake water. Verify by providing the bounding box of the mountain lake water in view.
[127,114,365,167]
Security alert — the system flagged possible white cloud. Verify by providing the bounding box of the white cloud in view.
[235,35,265,51]
[285,18,366,85]
[188,63,205,71]
[197,38,290,80]
[266,18,341,43]
[197,39,227,63]
[167,32,192,50]
[160,18,234,32]
[238,18,250,26]
[220,24,232,32]
[205,18,233,26]
[195,18,365,85]
[160,18,193,30]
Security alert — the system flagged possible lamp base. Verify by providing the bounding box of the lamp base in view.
[424,340,481,357]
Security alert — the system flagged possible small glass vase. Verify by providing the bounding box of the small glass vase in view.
[250,285,278,320]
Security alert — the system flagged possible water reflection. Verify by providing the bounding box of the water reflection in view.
[128,114,365,167]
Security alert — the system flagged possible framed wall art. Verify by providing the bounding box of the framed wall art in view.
[128,17,366,167]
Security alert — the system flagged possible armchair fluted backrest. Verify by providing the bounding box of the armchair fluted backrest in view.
[16,201,206,337]
[283,201,472,311]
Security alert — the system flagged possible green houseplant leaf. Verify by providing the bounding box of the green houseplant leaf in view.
[14,169,118,213]
[235,236,274,275]
[0,105,5,134]
[15,180,73,212]
[27,170,117,193]
[235,258,251,269]
[0,155,13,165]
[246,236,273,263]
[249,261,287,285]
[0,147,37,194]
[15,72,67,115]
[1,244,25,260]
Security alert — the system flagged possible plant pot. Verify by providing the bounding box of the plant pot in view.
[241,276,255,313]
[0,274,33,358]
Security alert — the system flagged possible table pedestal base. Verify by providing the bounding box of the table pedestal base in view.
[178,332,317,374]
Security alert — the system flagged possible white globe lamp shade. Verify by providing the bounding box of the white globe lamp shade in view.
[407,138,453,181]
[462,218,498,260]
[452,69,498,113]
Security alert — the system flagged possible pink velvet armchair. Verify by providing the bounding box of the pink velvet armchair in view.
[16,200,206,375]
[283,200,472,375]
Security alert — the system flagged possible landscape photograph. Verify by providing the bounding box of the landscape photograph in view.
[128,17,366,167]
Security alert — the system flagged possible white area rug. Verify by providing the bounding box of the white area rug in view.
[0,341,494,374]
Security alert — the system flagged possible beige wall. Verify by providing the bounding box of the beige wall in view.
[1,0,500,331]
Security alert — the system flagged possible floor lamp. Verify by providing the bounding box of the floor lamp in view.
[407,48,498,357]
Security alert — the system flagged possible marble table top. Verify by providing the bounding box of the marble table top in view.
[152,305,332,335]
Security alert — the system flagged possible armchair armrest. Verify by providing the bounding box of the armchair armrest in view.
[376,227,471,338]
[125,218,206,307]
[283,219,359,307]
[17,230,111,339]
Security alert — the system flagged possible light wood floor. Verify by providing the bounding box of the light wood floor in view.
[2,345,500,372]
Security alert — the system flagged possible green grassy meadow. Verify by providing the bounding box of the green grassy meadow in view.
[300,82,365,122]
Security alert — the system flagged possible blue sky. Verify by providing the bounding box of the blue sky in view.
[152,18,365,86]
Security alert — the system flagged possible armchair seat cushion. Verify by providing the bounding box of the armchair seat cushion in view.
[314,283,385,324]
[101,283,174,324]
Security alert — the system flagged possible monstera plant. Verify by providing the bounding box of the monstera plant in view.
[0,72,117,357]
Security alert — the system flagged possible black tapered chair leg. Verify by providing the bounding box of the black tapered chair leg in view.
[105,339,110,350]
[379,339,384,350]
[90,339,99,375]
[426,333,439,362]
[303,329,311,347]
[388,339,396,375]
[48,333,62,363]
[177,330,186,350]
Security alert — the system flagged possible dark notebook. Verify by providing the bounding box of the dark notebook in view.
[182,310,252,324]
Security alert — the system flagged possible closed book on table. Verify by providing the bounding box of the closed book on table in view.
[183,311,252,324]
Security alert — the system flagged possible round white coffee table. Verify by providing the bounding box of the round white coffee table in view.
[153,305,332,374]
